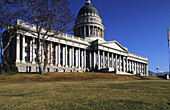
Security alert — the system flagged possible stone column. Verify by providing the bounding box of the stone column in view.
[115,54,118,73]
[94,51,96,69]
[32,38,35,64]
[58,44,61,66]
[111,53,114,68]
[62,46,65,66]
[16,35,20,63]
[132,61,134,72]
[69,47,72,67]
[103,51,105,68]
[55,45,58,65]
[78,48,80,68]
[93,26,95,36]
[81,50,84,68]
[76,49,78,68]
[30,39,33,63]
[119,56,121,71]
[65,45,68,67]
[22,35,25,63]
[126,57,128,72]
[129,61,131,72]
[146,64,148,76]
[89,52,92,69]
[98,50,100,70]
[107,52,109,67]
[122,57,125,72]
[72,47,74,67]
[50,43,53,65]
[47,43,50,64]
[88,25,90,36]
[84,50,86,69]
[84,26,86,36]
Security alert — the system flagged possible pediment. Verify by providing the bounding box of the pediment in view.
[101,41,128,52]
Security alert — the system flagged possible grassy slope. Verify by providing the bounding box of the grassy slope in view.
[0,72,161,83]
[0,73,168,110]
[0,80,170,110]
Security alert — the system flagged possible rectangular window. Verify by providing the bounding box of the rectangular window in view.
[61,69,65,72]
[26,66,31,72]
[54,68,58,72]
[47,68,50,72]
[36,67,40,72]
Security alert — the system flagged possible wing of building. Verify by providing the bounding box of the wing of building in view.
[4,0,148,76]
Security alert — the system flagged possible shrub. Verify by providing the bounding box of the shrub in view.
[0,58,18,74]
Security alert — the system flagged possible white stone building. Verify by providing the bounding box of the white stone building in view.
[4,0,148,75]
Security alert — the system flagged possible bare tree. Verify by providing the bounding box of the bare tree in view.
[14,0,75,74]
[0,0,22,72]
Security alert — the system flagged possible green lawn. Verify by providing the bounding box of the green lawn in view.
[0,80,170,110]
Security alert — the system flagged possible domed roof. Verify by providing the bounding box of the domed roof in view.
[78,1,99,17]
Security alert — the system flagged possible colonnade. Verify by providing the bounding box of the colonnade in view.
[74,25,104,38]
[15,35,148,75]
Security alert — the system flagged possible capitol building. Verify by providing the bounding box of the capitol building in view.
[4,0,148,76]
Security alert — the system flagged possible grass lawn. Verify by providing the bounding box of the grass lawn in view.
[0,74,170,110]
[0,73,170,110]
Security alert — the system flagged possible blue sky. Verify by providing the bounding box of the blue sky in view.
[69,0,170,72]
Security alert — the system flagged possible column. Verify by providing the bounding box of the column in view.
[30,38,32,62]
[16,35,20,63]
[50,43,53,65]
[47,43,50,64]
[89,52,92,69]
[111,53,114,68]
[84,26,86,36]
[32,38,35,64]
[107,52,109,67]
[98,50,101,70]
[119,55,121,71]
[55,45,58,65]
[22,35,25,63]
[88,25,90,36]
[126,57,128,72]
[132,61,134,72]
[103,51,105,68]
[75,49,78,68]
[65,45,68,67]
[93,26,95,36]
[129,61,131,72]
[134,62,136,72]
[84,50,86,69]
[122,57,125,72]
[69,48,72,67]
[78,48,80,68]
[58,44,61,66]
[72,47,74,67]
[115,54,118,73]
[94,51,96,69]
[62,46,65,66]
[81,50,84,68]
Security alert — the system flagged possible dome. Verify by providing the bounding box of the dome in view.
[77,2,99,17]
[73,0,105,41]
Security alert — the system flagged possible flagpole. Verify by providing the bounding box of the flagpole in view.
[168,27,170,74]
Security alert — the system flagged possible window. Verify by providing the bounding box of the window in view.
[68,70,72,72]
[54,68,58,72]
[47,68,50,72]
[26,66,31,72]
[35,49,37,54]
[36,67,40,72]
[74,70,78,72]
[61,69,65,72]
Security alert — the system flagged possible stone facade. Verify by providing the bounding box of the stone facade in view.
[4,0,148,76]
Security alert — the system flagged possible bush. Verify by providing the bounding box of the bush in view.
[0,58,18,74]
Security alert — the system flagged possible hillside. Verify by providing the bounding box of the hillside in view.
[0,72,162,83]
